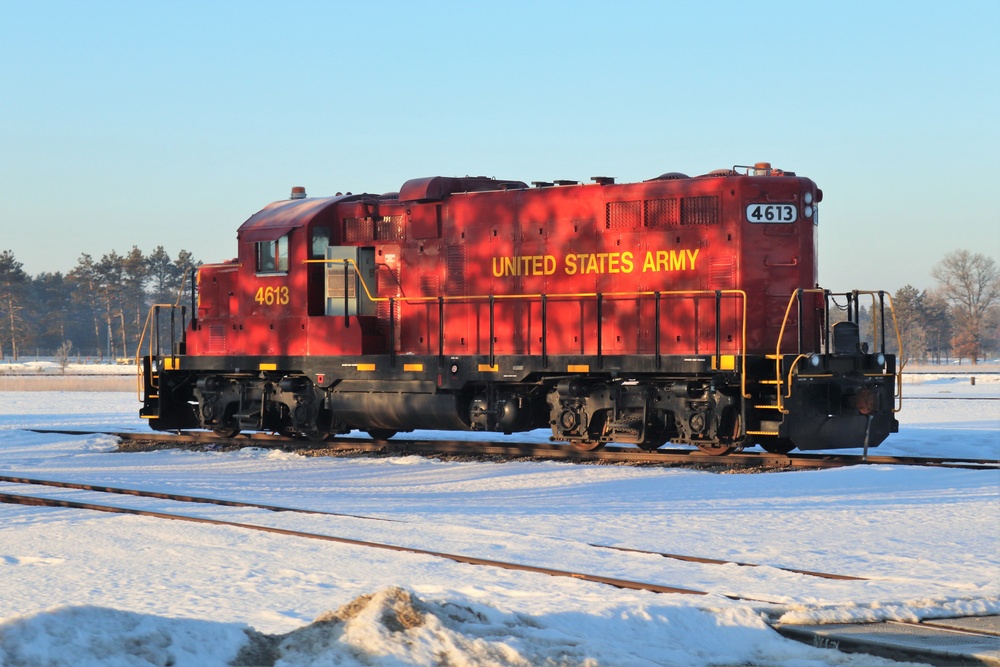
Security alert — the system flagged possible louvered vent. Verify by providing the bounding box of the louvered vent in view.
[420,275,439,297]
[376,265,401,322]
[208,325,226,353]
[445,246,466,295]
[605,200,642,231]
[710,257,735,288]
[645,198,680,227]
[680,196,720,226]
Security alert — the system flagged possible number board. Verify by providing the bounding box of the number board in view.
[746,203,797,223]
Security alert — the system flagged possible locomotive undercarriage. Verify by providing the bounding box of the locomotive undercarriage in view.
[143,347,897,454]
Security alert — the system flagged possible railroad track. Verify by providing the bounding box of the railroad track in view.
[27,428,1000,470]
[0,473,866,582]
[0,473,872,605]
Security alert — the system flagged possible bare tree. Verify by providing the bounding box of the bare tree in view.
[56,340,74,374]
[931,250,1000,365]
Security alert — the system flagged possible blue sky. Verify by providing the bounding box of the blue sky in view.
[1,0,997,293]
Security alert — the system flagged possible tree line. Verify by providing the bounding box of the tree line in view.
[0,247,198,362]
[1,246,997,365]
[889,249,1000,366]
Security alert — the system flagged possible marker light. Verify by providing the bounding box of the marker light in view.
[810,354,823,367]
[875,353,886,367]
[804,206,814,218]
[804,192,813,204]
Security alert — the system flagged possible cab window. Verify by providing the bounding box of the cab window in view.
[311,227,330,259]
[256,235,288,273]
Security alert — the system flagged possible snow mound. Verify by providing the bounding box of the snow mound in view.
[246,586,567,667]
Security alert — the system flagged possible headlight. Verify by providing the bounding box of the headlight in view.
[810,354,823,367]
[875,353,886,367]
[804,192,813,204]
[804,205,814,218]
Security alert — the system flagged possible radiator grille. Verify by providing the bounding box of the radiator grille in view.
[680,196,720,226]
[645,198,680,227]
[605,200,642,231]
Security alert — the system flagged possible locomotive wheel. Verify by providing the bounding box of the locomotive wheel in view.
[367,429,397,442]
[571,440,605,452]
[696,442,736,456]
[213,424,240,439]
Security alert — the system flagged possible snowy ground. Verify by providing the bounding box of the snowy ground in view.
[0,373,997,666]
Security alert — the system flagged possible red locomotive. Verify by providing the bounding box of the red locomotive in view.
[140,162,901,454]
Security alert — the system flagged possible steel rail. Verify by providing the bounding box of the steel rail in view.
[0,490,781,604]
[0,474,401,522]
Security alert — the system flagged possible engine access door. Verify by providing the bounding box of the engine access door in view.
[325,246,376,316]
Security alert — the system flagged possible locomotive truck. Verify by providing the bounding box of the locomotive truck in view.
[139,162,901,454]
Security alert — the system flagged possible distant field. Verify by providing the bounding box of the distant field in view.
[0,375,135,392]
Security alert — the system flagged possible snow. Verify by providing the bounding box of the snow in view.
[0,374,998,666]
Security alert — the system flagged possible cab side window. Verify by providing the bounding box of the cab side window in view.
[311,227,330,259]
[256,235,288,273]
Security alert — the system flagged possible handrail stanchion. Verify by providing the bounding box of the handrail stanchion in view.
[343,261,350,328]
[389,297,396,367]
[655,292,661,369]
[824,290,831,354]
[597,293,603,369]
[489,295,495,368]
[879,290,887,354]
[438,296,444,366]
[541,294,547,369]
[715,290,722,370]
[796,288,804,354]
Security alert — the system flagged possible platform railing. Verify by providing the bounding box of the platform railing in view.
[315,257,750,394]
[772,289,903,413]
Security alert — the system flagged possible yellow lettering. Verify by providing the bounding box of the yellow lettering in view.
[640,248,700,273]
[642,251,655,272]
[656,250,669,272]
[621,251,634,273]
[492,257,504,277]
[544,255,556,275]
[669,250,683,271]
[565,254,578,275]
